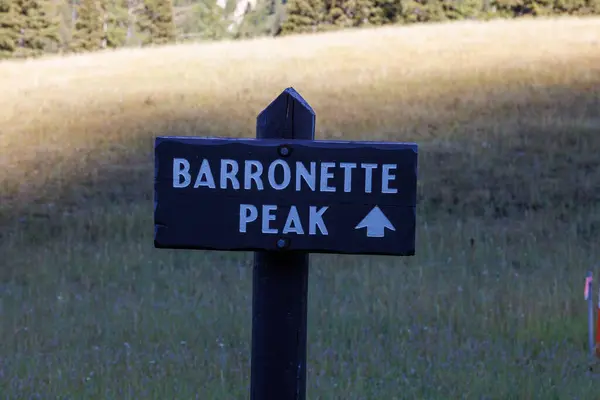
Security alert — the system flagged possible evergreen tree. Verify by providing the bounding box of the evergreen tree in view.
[0,0,20,59]
[401,0,446,22]
[71,0,103,51]
[123,0,144,46]
[236,0,285,38]
[324,0,372,28]
[280,0,325,34]
[551,0,598,14]
[102,0,129,48]
[489,0,528,17]
[137,0,175,45]
[522,0,554,15]
[56,0,76,52]
[439,0,482,19]
[178,0,228,40]
[13,0,60,57]
[366,0,403,25]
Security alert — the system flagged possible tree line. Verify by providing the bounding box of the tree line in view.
[281,0,600,33]
[0,0,175,58]
[0,0,598,59]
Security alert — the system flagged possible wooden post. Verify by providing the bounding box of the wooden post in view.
[250,88,315,400]
[155,86,416,396]
[587,271,594,358]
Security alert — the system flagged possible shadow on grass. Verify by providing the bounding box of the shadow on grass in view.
[1,77,599,248]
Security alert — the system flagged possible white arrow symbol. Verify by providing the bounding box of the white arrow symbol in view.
[354,206,396,238]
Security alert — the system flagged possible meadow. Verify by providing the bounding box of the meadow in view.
[1,16,600,398]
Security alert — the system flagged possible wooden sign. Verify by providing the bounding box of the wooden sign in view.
[154,87,419,400]
[154,138,417,256]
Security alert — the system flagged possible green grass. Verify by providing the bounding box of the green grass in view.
[2,206,599,398]
[1,17,600,398]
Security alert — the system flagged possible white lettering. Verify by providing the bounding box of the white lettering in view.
[361,163,377,193]
[320,162,335,192]
[382,164,398,194]
[309,206,329,235]
[244,160,264,190]
[220,159,240,190]
[262,205,278,234]
[194,159,216,189]
[282,206,304,234]
[239,204,258,233]
[268,160,291,190]
[173,158,191,188]
[178,159,397,195]
[339,162,356,193]
[296,162,316,192]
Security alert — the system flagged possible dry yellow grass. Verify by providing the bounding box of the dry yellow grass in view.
[1,16,600,398]
[1,16,599,220]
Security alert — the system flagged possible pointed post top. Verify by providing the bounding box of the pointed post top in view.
[281,87,315,116]
[256,87,316,140]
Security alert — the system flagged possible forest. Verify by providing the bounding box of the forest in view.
[0,0,599,59]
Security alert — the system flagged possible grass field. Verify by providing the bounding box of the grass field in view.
[1,16,600,398]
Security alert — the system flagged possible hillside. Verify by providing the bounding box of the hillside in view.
[2,17,599,224]
[1,17,600,398]
[1,0,599,59]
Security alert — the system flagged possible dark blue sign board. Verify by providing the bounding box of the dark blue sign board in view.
[154,137,418,256]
